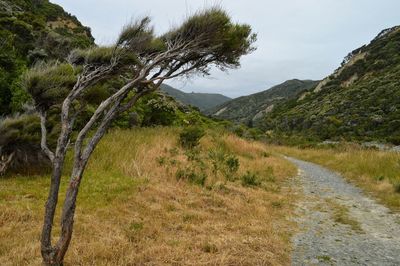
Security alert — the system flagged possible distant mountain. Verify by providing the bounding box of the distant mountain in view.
[206,79,319,125]
[160,84,231,111]
[264,26,400,144]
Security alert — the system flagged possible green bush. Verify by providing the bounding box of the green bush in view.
[179,126,205,149]
[241,171,261,187]
[176,167,207,186]
[225,155,239,180]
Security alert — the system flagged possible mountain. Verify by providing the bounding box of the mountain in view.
[160,84,231,111]
[0,0,95,115]
[206,79,319,125]
[263,26,400,144]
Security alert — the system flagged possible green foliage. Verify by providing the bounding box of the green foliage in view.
[116,17,162,55]
[241,171,261,187]
[226,155,239,174]
[0,0,94,116]
[0,114,52,174]
[161,84,231,111]
[23,62,76,111]
[140,96,179,127]
[263,27,400,144]
[208,149,227,176]
[207,79,319,124]
[163,7,256,69]
[179,126,205,149]
[69,46,138,69]
[207,149,240,181]
[176,167,207,186]
[225,155,240,181]
[1,4,254,176]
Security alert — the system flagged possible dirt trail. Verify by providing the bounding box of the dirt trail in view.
[287,157,400,266]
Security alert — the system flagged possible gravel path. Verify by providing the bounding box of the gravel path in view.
[287,157,400,266]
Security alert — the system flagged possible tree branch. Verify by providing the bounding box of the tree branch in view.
[39,112,55,163]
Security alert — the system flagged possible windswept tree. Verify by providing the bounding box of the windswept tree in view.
[24,8,256,265]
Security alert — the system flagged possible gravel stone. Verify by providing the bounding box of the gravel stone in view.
[288,157,400,266]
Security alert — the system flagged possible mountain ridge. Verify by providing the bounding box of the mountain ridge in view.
[206,79,319,125]
[263,25,400,144]
[160,84,231,111]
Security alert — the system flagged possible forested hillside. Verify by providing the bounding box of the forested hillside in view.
[207,79,318,125]
[0,0,94,115]
[264,26,400,144]
[161,84,231,111]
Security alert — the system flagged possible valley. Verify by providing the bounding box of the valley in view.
[0,0,399,265]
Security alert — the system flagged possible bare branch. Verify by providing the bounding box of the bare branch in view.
[0,152,15,175]
[39,112,55,163]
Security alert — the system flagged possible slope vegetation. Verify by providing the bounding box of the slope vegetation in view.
[264,26,400,143]
[0,0,94,115]
[0,127,296,265]
[161,84,231,111]
[207,79,319,125]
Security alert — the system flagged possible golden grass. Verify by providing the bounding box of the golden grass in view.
[0,128,297,265]
[269,145,400,211]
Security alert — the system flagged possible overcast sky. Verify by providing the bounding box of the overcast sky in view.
[52,0,400,98]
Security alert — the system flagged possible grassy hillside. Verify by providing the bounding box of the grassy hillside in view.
[161,84,231,111]
[0,127,297,265]
[207,79,319,125]
[270,144,400,211]
[0,0,94,115]
[264,26,400,144]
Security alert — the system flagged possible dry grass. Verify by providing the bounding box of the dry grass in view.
[269,145,400,211]
[0,128,297,265]
[325,199,363,233]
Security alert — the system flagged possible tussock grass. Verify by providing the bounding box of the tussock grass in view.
[270,145,400,211]
[0,127,297,265]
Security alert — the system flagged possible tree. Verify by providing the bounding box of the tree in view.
[24,8,256,265]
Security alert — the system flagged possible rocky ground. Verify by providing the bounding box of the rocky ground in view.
[288,157,400,266]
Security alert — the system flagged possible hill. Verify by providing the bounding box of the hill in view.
[0,0,94,115]
[206,79,319,125]
[0,127,296,265]
[263,26,400,144]
[160,84,231,111]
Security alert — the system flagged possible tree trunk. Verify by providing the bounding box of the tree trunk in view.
[41,161,86,265]
[41,158,64,265]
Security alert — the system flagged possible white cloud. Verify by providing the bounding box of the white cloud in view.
[52,0,400,97]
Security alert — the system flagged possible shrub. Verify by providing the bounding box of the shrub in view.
[201,242,218,253]
[392,181,400,194]
[185,148,201,162]
[225,155,239,180]
[176,167,207,186]
[0,114,52,175]
[262,151,270,158]
[208,149,226,176]
[179,126,205,149]
[156,156,166,166]
[241,171,261,187]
